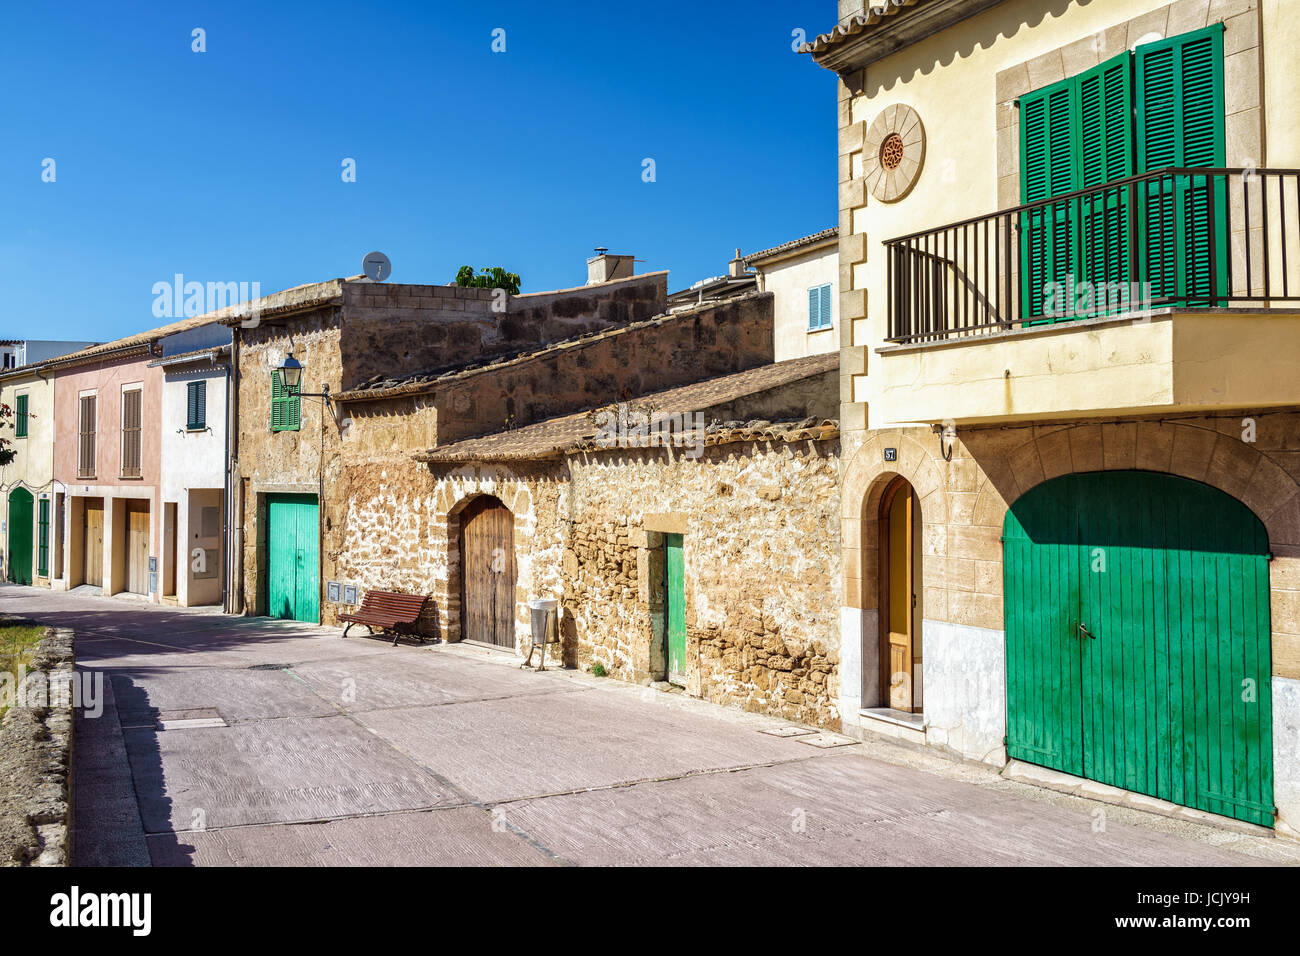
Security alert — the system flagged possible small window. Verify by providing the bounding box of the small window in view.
[14,393,28,438]
[77,394,96,479]
[121,388,142,478]
[808,283,833,331]
[270,371,300,432]
[187,380,207,431]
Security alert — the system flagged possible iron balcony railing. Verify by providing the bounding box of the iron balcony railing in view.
[885,167,1300,344]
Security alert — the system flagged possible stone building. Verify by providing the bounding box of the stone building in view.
[806,0,1300,834]
[341,351,842,727]
[220,265,668,624]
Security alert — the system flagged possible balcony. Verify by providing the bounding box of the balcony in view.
[876,167,1300,425]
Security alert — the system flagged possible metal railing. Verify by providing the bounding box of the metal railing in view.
[885,167,1300,344]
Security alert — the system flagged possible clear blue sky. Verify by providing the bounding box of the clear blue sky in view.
[1,1,836,344]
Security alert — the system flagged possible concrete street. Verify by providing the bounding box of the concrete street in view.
[3,584,1296,866]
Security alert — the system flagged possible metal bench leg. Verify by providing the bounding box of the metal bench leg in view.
[342,623,353,639]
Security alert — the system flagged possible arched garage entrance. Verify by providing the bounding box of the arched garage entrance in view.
[458,495,517,648]
[1004,470,1273,826]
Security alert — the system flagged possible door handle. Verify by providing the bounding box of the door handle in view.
[1078,623,1096,640]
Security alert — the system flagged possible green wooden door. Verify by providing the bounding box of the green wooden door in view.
[665,534,686,683]
[7,488,33,586]
[267,494,319,623]
[1004,471,1273,826]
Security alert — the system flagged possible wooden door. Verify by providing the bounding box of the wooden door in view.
[7,488,33,585]
[881,480,919,712]
[124,500,150,594]
[267,494,319,623]
[84,499,104,588]
[665,533,686,684]
[1004,471,1273,826]
[459,496,516,647]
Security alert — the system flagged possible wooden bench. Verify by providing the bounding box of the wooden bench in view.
[339,591,430,646]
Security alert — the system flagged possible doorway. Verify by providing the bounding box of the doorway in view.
[458,496,516,648]
[7,488,33,585]
[879,477,922,713]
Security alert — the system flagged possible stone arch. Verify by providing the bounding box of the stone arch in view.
[841,430,947,612]
[437,468,536,646]
[966,420,1300,559]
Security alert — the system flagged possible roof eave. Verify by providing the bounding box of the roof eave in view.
[804,0,1006,74]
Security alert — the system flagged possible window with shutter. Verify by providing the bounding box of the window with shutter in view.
[187,380,207,431]
[270,372,300,432]
[15,393,28,438]
[78,395,96,479]
[1019,27,1225,318]
[1136,24,1227,306]
[808,283,833,331]
[121,389,142,478]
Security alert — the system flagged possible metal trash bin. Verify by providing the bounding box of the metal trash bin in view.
[525,598,559,670]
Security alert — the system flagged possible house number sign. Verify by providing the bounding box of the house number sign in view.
[884,447,898,462]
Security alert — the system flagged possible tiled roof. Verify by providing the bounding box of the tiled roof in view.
[17,313,222,373]
[414,352,839,464]
[335,291,771,403]
[799,0,933,56]
[744,228,838,265]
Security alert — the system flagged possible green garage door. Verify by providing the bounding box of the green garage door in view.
[1004,471,1273,826]
[267,494,319,623]
[7,488,33,586]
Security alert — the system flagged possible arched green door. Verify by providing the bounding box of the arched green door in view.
[1004,471,1273,826]
[7,488,33,586]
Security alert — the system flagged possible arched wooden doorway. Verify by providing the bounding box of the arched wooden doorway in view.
[458,495,517,648]
[879,476,922,712]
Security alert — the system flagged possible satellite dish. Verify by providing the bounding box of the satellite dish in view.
[362,251,392,281]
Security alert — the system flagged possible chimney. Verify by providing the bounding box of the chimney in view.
[587,247,635,284]
[728,248,747,279]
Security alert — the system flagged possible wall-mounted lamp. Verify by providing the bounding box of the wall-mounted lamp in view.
[934,419,957,462]
[277,350,331,404]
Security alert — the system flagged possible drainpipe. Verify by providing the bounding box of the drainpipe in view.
[227,328,242,615]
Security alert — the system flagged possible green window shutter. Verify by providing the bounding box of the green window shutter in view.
[1078,52,1135,297]
[1136,25,1226,305]
[1019,78,1078,319]
[271,372,284,431]
[37,498,49,577]
[15,394,27,438]
[186,381,207,430]
[287,382,300,431]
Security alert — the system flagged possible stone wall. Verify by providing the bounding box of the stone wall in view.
[0,628,74,866]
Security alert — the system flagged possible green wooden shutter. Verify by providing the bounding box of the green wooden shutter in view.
[14,394,27,438]
[1078,52,1134,300]
[37,498,48,577]
[287,380,300,431]
[271,372,286,432]
[187,381,206,430]
[1020,78,1078,319]
[1136,25,1227,306]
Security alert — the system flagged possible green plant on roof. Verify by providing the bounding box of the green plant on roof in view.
[455,266,521,296]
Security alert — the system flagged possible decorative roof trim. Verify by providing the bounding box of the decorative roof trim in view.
[744,228,839,266]
[801,0,1005,73]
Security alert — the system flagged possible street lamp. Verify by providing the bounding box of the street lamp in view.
[277,350,330,401]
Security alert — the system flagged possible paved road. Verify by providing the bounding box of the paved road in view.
[2,585,1291,866]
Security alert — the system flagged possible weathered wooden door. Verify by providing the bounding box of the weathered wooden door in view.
[84,499,104,588]
[665,533,686,684]
[1005,471,1274,826]
[881,479,920,712]
[459,496,516,647]
[267,494,320,623]
[125,500,150,594]
[7,488,33,586]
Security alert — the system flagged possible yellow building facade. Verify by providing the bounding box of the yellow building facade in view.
[809,0,1300,836]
